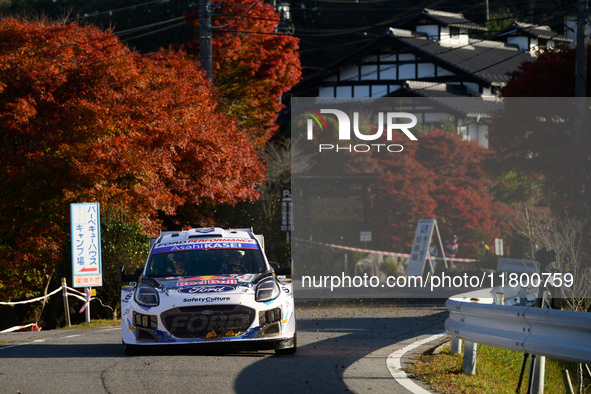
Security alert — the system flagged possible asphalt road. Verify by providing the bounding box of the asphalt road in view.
[0,300,447,394]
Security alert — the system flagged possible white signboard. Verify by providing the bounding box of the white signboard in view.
[406,219,435,277]
[495,238,504,256]
[71,203,102,287]
[360,231,372,242]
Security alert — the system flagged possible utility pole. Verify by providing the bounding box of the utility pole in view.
[200,0,213,80]
[573,0,588,212]
[575,0,588,98]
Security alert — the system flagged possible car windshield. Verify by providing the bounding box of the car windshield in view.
[145,248,267,277]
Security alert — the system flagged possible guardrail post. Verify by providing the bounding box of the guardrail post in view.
[61,277,71,327]
[494,291,504,305]
[531,355,546,394]
[450,336,462,354]
[462,341,478,375]
[519,286,527,306]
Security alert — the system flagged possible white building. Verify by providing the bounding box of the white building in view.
[292,9,571,148]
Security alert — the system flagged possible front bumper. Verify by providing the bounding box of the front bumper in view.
[122,302,295,347]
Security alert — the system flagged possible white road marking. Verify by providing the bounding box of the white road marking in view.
[387,333,447,394]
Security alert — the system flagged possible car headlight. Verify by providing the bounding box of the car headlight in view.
[134,283,160,307]
[255,278,281,302]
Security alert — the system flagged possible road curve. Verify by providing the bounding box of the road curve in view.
[0,300,447,394]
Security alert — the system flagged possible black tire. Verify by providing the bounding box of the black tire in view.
[123,342,140,356]
[274,334,297,355]
[274,345,297,355]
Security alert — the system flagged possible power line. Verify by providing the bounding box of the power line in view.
[77,0,166,19]
[120,21,189,41]
[209,0,264,29]
[291,5,576,39]
[114,16,187,37]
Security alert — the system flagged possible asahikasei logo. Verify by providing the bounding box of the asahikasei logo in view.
[305,107,418,153]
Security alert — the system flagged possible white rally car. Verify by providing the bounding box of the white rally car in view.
[120,227,296,355]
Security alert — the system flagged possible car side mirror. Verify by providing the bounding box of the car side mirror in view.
[119,266,141,283]
[273,259,292,277]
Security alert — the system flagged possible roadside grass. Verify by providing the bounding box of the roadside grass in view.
[407,341,589,394]
[56,319,121,330]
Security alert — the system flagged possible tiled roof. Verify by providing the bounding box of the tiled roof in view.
[403,8,487,31]
[388,82,502,117]
[387,29,534,84]
[290,10,552,96]
[498,22,572,43]
[292,31,533,95]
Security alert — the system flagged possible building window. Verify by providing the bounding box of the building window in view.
[450,27,460,38]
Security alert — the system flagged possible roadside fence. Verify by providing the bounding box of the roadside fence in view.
[292,237,478,263]
[0,278,113,333]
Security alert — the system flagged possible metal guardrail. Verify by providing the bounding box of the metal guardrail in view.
[496,257,539,274]
[445,296,591,364]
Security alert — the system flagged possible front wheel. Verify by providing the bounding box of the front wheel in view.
[274,346,297,355]
[123,341,140,356]
[274,335,297,355]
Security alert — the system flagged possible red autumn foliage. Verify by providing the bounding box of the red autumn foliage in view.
[496,47,591,215]
[500,46,591,97]
[0,18,264,299]
[183,0,302,147]
[372,142,437,248]
[372,130,506,256]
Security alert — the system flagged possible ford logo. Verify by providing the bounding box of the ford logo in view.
[178,285,235,294]
[202,310,214,315]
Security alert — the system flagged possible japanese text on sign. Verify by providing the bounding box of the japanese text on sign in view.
[71,203,102,287]
[406,220,435,277]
